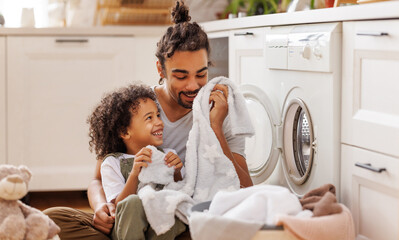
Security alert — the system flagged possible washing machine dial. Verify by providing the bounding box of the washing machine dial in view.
[313,45,323,59]
[301,44,311,59]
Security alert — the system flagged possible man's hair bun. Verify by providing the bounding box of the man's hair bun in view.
[171,0,191,24]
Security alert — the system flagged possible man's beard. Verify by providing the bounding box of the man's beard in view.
[177,89,200,109]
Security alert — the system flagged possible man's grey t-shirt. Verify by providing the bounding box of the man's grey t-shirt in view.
[153,87,246,163]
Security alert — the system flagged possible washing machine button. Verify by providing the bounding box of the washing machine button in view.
[301,44,311,59]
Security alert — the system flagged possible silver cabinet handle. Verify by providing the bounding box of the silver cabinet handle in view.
[355,162,386,173]
[234,32,254,36]
[55,39,89,43]
[356,32,389,37]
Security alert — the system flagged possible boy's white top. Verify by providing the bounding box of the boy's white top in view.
[152,86,246,163]
[101,148,175,203]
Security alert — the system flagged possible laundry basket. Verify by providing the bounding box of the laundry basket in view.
[96,0,174,25]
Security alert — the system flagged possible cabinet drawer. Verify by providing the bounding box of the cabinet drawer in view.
[353,20,399,51]
[341,144,398,240]
[230,27,266,50]
[341,21,399,157]
[228,27,268,85]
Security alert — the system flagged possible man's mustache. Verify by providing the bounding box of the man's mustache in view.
[179,89,200,96]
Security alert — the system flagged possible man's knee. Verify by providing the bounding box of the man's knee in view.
[43,207,75,222]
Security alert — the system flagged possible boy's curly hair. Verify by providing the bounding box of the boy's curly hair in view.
[87,84,157,160]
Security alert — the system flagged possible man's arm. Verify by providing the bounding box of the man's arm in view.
[87,160,115,234]
[209,84,253,188]
[212,126,253,187]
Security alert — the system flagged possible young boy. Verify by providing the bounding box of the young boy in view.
[87,84,184,239]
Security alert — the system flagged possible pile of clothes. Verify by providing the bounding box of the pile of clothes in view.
[189,184,355,240]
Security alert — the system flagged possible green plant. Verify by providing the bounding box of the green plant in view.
[247,0,279,15]
[224,0,246,15]
[223,0,281,17]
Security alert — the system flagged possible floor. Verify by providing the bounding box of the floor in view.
[25,190,93,213]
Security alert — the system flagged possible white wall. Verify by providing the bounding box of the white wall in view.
[0,0,49,27]
[186,0,228,23]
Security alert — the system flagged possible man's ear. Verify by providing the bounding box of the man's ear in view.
[156,61,165,79]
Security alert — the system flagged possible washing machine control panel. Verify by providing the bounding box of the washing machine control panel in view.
[288,32,332,72]
[265,22,341,73]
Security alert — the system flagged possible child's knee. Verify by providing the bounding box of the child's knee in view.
[117,195,144,215]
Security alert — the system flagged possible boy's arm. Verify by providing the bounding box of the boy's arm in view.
[87,160,115,235]
[114,172,139,206]
[114,147,152,206]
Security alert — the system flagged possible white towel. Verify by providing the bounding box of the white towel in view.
[138,145,174,185]
[189,185,303,240]
[209,185,302,225]
[138,77,254,235]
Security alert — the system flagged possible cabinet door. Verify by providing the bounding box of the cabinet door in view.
[341,20,399,157]
[229,27,268,85]
[341,144,399,240]
[0,37,5,165]
[130,36,160,86]
[7,36,136,191]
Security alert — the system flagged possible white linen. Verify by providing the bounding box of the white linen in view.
[101,148,174,203]
[189,185,303,240]
[138,77,255,235]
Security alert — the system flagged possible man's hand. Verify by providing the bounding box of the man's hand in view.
[92,202,115,235]
[209,84,229,129]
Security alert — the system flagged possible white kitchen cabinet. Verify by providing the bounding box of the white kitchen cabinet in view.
[130,36,161,86]
[341,145,398,240]
[341,20,399,240]
[6,36,152,191]
[229,27,268,85]
[0,37,5,165]
[341,20,399,158]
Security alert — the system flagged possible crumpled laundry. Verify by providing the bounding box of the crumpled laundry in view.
[137,76,254,235]
[300,183,342,217]
[138,145,174,186]
[189,185,303,240]
[277,204,355,240]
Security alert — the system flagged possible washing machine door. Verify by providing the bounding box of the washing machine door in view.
[281,98,315,196]
[241,84,280,184]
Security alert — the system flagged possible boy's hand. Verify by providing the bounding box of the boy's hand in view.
[164,152,183,174]
[131,147,152,177]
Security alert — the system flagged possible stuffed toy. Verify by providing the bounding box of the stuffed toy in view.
[0,164,60,240]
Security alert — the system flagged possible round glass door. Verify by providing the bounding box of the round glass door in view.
[282,98,314,186]
[241,85,280,184]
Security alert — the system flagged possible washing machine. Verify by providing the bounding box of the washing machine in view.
[242,22,342,197]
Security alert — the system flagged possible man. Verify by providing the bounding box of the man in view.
[45,1,252,239]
